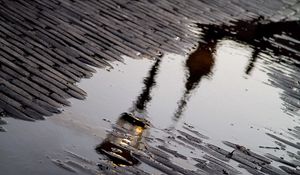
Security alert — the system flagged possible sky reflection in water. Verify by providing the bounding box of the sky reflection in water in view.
[25,19,298,173]
[94,44,290,167]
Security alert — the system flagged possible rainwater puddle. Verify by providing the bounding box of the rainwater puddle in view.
[1,43,299,174]
[2,20,300,175]
[0,46,299,175]
[51,46,288,146]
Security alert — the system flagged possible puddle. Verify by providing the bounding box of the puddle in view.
[0,117,100,175]
[1,18,300,174]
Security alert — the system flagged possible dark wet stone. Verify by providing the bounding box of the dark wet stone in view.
[265,153,300,168]
[238,164,265,175]
[97,163,112,171]
[121,166,151,175]
[205,144,231,161]
[267,133,300,150]
[287,151,300,161]
[261,164,290,175]
[51,159,78,173]
[203,154,241,175]
[279,166,300,175]
[177,129,202,144]
[223,141,271,164]
[229,151,262,170]
[157,145,187,160]
[194,161,221,175]
[65,150,96,165]
[274,141,287,150]
[182,126,209,139]
[65,160,99,175]
[192,157,208,164]
[154,137,165,143]
[177,135,230,162]
[102,118,111,123]
[0,126,7,132]
[0,118,7,125]
[133,153,182,175]
[259,146,280,150]
[147,146,171,159]
[151,155,202,175]
[292,2,300,11]
[171,137,196,150]
[282,0,298,5]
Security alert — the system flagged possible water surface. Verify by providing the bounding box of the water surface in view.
[1,19,300,174]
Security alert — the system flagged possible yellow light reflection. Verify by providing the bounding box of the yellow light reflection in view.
[135,126,144,134]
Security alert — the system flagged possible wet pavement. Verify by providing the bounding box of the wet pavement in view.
[2,40,300,174]
[2,0,300,175]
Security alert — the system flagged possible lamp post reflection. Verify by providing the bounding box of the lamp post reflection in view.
[96,17,300,167]
[96,25,218,165]
[96,39,217,166]
[96,112,149,166]
[172,18,300,124]
[96,57,161,166]
[173,37,216,122]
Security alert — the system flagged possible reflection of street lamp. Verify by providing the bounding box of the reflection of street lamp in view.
[96,17,300,168]
[170,18,300,126]
[173,38,216,122]
[96,113,149,166]
[96,57,161,166]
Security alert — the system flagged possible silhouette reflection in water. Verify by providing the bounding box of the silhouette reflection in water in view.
[96,40,217,165]
[173,31,216,122]
[96,57,161,166]
[197,18,300,75]
[96,17,300,168]
[196,18,300,114]
[173,18,300,123]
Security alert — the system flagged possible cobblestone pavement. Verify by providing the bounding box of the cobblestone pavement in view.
[0,0,298,122]
[1,0,300,174]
